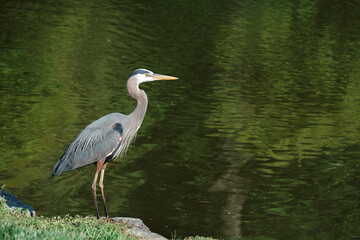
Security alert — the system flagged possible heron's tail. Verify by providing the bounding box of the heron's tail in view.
[51,156,67,177]
[51,161,61,176]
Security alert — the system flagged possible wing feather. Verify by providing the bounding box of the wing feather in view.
[51,113,126,176]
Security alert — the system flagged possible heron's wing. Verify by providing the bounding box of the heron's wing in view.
[51,113,126,176]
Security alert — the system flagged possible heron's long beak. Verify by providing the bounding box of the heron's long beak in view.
[152,73,178,80]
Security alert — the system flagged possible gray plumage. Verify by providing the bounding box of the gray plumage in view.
[51,113,126,176]
[50,68,177,219]
[51,69,176,177]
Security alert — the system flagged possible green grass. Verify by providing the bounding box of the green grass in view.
[0,200,138,240]
[0,200,217,240]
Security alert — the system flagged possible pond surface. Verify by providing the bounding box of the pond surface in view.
[1,0,360,239]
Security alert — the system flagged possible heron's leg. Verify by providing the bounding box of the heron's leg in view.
[92,160,105,219]
[99,162,109,218]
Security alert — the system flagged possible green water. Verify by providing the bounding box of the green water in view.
[1,0,360,239]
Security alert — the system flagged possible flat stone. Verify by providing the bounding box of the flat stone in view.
[0,190,36,217]
[111,217,167,240]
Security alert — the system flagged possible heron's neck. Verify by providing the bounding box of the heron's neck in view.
[128,84,148,123]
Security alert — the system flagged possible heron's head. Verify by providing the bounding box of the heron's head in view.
[128,69,178,84]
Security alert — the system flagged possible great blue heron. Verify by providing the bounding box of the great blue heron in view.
[51,69,178,219]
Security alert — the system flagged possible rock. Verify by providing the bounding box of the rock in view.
[111,217,167,240]
[0,190,36,217]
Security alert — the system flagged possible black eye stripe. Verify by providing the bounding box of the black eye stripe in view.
[128,69,152,78]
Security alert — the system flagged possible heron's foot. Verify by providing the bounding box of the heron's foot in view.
[99,217,116,223]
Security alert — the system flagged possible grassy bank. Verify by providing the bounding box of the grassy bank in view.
[0,201,215,240]
[0,200,136,240]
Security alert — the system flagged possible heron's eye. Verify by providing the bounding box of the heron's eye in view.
[145,73,149,77]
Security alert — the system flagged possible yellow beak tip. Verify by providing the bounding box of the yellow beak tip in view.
[154,75,178,80]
